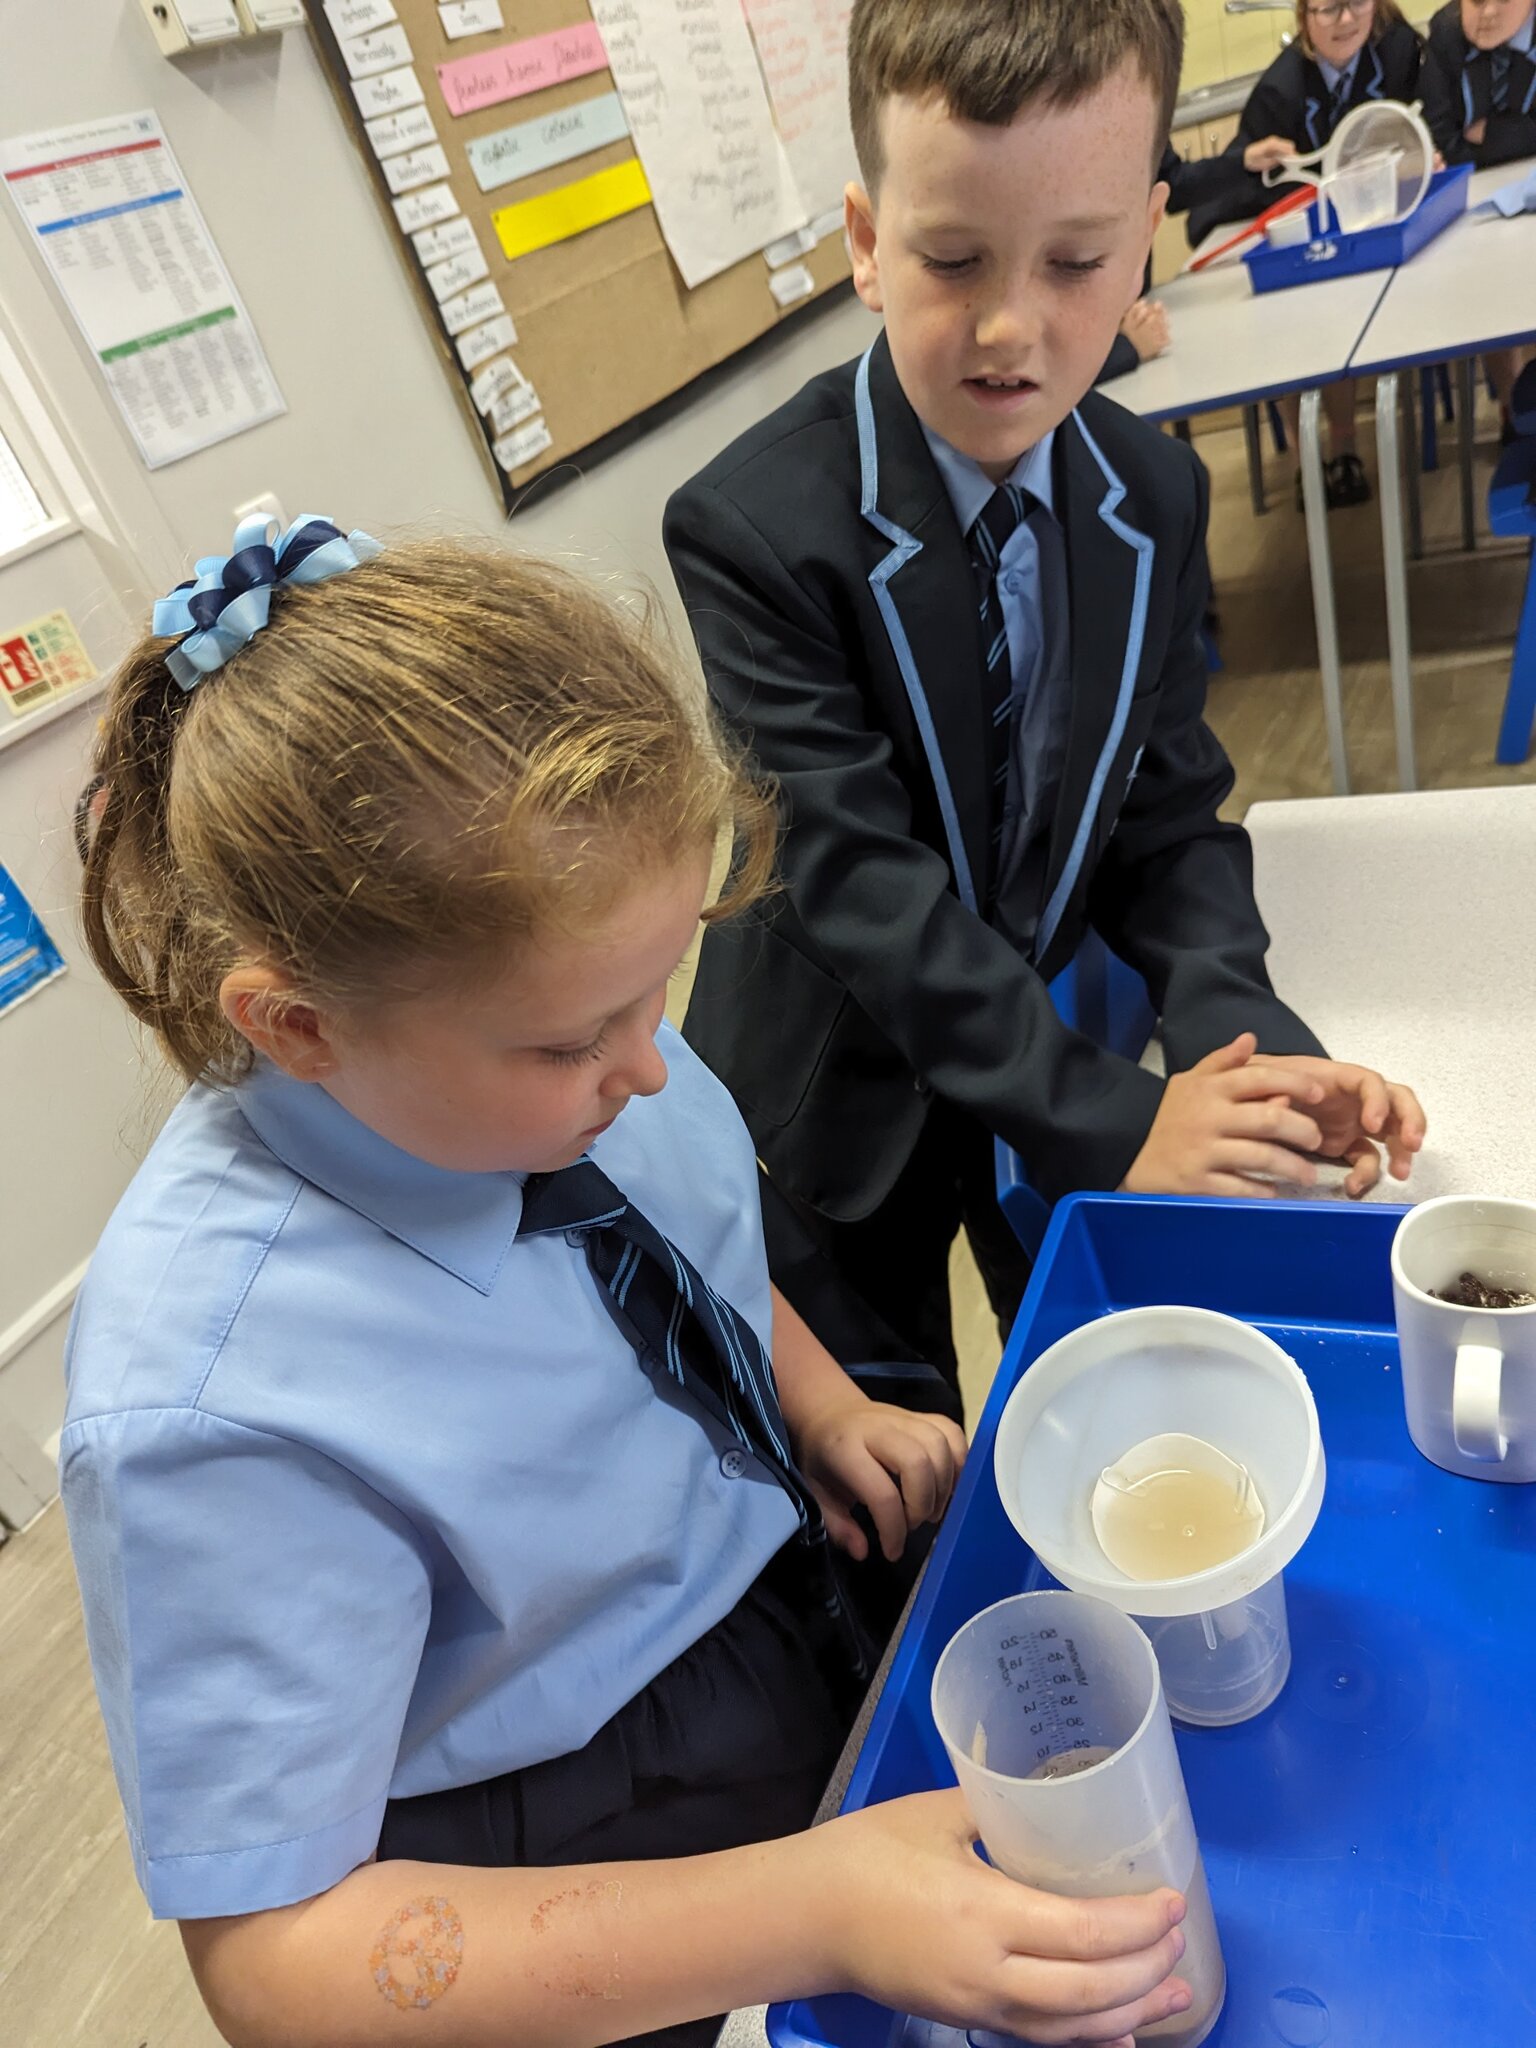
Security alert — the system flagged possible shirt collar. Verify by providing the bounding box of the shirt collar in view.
[234,1060,526,1294]
[920,423,1056,539]
[1318,51,1359,92]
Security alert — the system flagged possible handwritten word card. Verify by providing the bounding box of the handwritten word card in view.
[588,0,806,288]
[437,24,608,119]
[466,91,630,195]
[324,0,396,36]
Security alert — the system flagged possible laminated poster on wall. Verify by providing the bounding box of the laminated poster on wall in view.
[0,865,65,1021]
[0,111,286,470]
[0,609,97,721]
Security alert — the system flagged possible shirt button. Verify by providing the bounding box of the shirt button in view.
[720,1448,749,1481]
[564,1227,588,1247]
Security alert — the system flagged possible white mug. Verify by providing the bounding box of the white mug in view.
[1391,1197,1536,1482]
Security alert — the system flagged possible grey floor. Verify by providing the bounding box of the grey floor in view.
[3,402,1532,2046]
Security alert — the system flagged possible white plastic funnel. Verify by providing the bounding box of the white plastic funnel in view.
[994,1307,1325,1726]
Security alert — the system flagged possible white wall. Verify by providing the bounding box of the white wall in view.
[0,0,878,1477]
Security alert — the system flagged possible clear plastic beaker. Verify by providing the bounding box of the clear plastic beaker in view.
[994,1306,1325,1727]
[932,1590,1225,2048]
[1138,1572,1292,1729]
[1326,150,1399,233]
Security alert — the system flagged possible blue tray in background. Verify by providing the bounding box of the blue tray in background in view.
[1244,162,1472,293]
[768,1195,1536,2048]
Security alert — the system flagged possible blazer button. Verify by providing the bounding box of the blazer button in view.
[913,1075,932,1096]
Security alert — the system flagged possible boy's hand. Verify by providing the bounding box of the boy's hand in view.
[811,1791,1192,2045]
[1244,134,1295,172]
[1466,117,1487,146]
[1121,299,1171,362]
[797,1394,967,1563]
[1244,1053,1425,1196]
[1121,1033,1326,1198]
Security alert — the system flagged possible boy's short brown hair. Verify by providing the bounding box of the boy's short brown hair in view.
[848,0,1184,190]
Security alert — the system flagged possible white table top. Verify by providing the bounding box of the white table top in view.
[1348,157,1536,374]
[1249,783,1536,1202]
[1108,255,1391,422]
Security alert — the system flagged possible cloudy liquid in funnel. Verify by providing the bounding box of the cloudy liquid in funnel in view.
[1096,1465,1263,1580]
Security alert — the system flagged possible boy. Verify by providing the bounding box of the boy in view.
[665,0,1423,1383]
[1423,0,1536,437]
[1423,0,1536,170]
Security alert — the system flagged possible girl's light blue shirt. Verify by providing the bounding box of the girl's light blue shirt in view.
[61,1024,797,1919]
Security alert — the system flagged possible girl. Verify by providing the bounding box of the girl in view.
[63,519,1193,2048]
[1194,0,1423,508]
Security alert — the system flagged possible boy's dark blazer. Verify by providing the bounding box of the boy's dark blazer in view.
[1423,1,1536,166]
[664,332,1322,1222]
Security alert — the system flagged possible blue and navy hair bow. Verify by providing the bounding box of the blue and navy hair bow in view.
[152,513,384,692]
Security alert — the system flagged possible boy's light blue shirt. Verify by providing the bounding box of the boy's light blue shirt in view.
[60,1023,796,1920]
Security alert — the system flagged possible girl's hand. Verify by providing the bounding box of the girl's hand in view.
[1121,1033,1327,1199]
[1121,299,1171,362]
[1244,134,1296,172]
[809,1791,1193,2046]
[797,1395,968,1562]
[1242,1052,1425,1196]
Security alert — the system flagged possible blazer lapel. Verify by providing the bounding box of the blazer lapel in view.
[1035,408,1156,967]
[854,335,991,914]
[1302,63,1326,151]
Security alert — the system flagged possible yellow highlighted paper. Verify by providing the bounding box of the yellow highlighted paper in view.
[493,158,652,261]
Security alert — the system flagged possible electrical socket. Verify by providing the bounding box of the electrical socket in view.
[232,492,287,536]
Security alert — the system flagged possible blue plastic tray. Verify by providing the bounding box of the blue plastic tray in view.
[768,1195,1536,2048]
[1244,163,1472,294]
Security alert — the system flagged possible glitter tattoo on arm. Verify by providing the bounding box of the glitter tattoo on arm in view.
[529,1879,625,2001]
[370,1895,465,2012]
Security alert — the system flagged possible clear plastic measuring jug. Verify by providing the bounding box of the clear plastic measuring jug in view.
[932,1590,1226,2048]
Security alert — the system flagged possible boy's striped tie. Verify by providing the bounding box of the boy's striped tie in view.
[517,1159,873,1693]
[1489,48,1512,114]
[966,482,1033,862]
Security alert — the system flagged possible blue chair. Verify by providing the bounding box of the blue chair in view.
[1488,434,1536,766]
[995,930,1157,1257]
[1514,358,1536,440]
